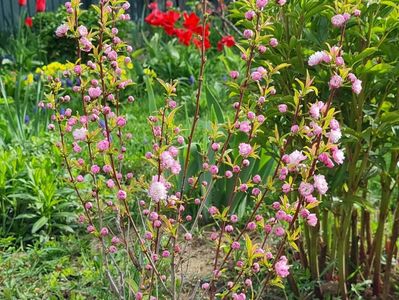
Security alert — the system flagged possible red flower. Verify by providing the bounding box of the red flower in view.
[25,16,33,27]
[145,9,165,26]
[217,35,236,51]
[162,10,180,35]
[166,1,173,8]
[145,9,180,36]
[183,12,201,34]
[18,0,27,6]
[175,29,192,46]
[36,0,46,12]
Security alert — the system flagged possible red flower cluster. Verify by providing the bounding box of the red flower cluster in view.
[145,3,210,49]
[217,35,236,51]
[18,0,27,6]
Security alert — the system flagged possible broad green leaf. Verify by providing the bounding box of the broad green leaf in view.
[32,216,48,233]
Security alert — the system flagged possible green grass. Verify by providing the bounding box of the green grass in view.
[0,235,113,299]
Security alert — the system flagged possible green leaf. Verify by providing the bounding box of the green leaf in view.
[352,47,378,64]
[15,213,37,220]
[32,216,48,233]
[53,224,74,233]
[144,76,157,113]
[380,111,399,124]
[205,85,225,123]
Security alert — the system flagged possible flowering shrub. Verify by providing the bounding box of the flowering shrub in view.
[42,0,362,299]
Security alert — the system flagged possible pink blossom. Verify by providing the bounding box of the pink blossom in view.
[253,174,261,183]
[331,14,346,28]
[282,183,292,193]
[287,150,307,170]
[300,209,310,218]
[329,74,343,89]
[91,165,100,174]
[275,256,290,277]
[247,111,255,120]
[208,206,218,215]
[73,127,87,141]
[353,9,361,17]
[77,25,88,37]
[258,45,267,53]
[87,225,95,233]
[276,210,287,220]
[256,0,268,9]
[332,148,345,164]
[88,87,102,99]
[230,71,239,79]
[232,241,240,250]
[107,50,118,61]
[257,114,265,123]
[85,202,92,210]
[243,29,254,39]
[269,38,278,47]
[318,152,334,168]
[144,232,153,240]
[239,143,252,157]
[225,224,234,233]
[177,136,184,144]
[232,293,247,300]
[299,182,314,196]
[210,165,219,175]
[100,227,109,236]
[247,221,256,231]
[274,226,285,236]
[116,116,127,127]
[278,104,287,113]
[239,121,251,133]
[272,201,281,210]
[227,215,237,225]
[106,179,115,188]
[202,283,210,290]
[330,118,340,130]
[309,103,321,119]
[335,56,344,66]
[148,179,167,203]
[117,190,127,200]
[308,51,325,66]
[245,10,256,20]
[352,79,362,94]
[80,37,93,52]
[97,140,110,152]
[291,124,299,133]
[328,129,342,143]
[251,71,262,81]
[313,174,328,195]
[307,213,318,226]
[184,232,192,241]
[348,73,357,83]
[343,13,351,21]
[55,24,69,37]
